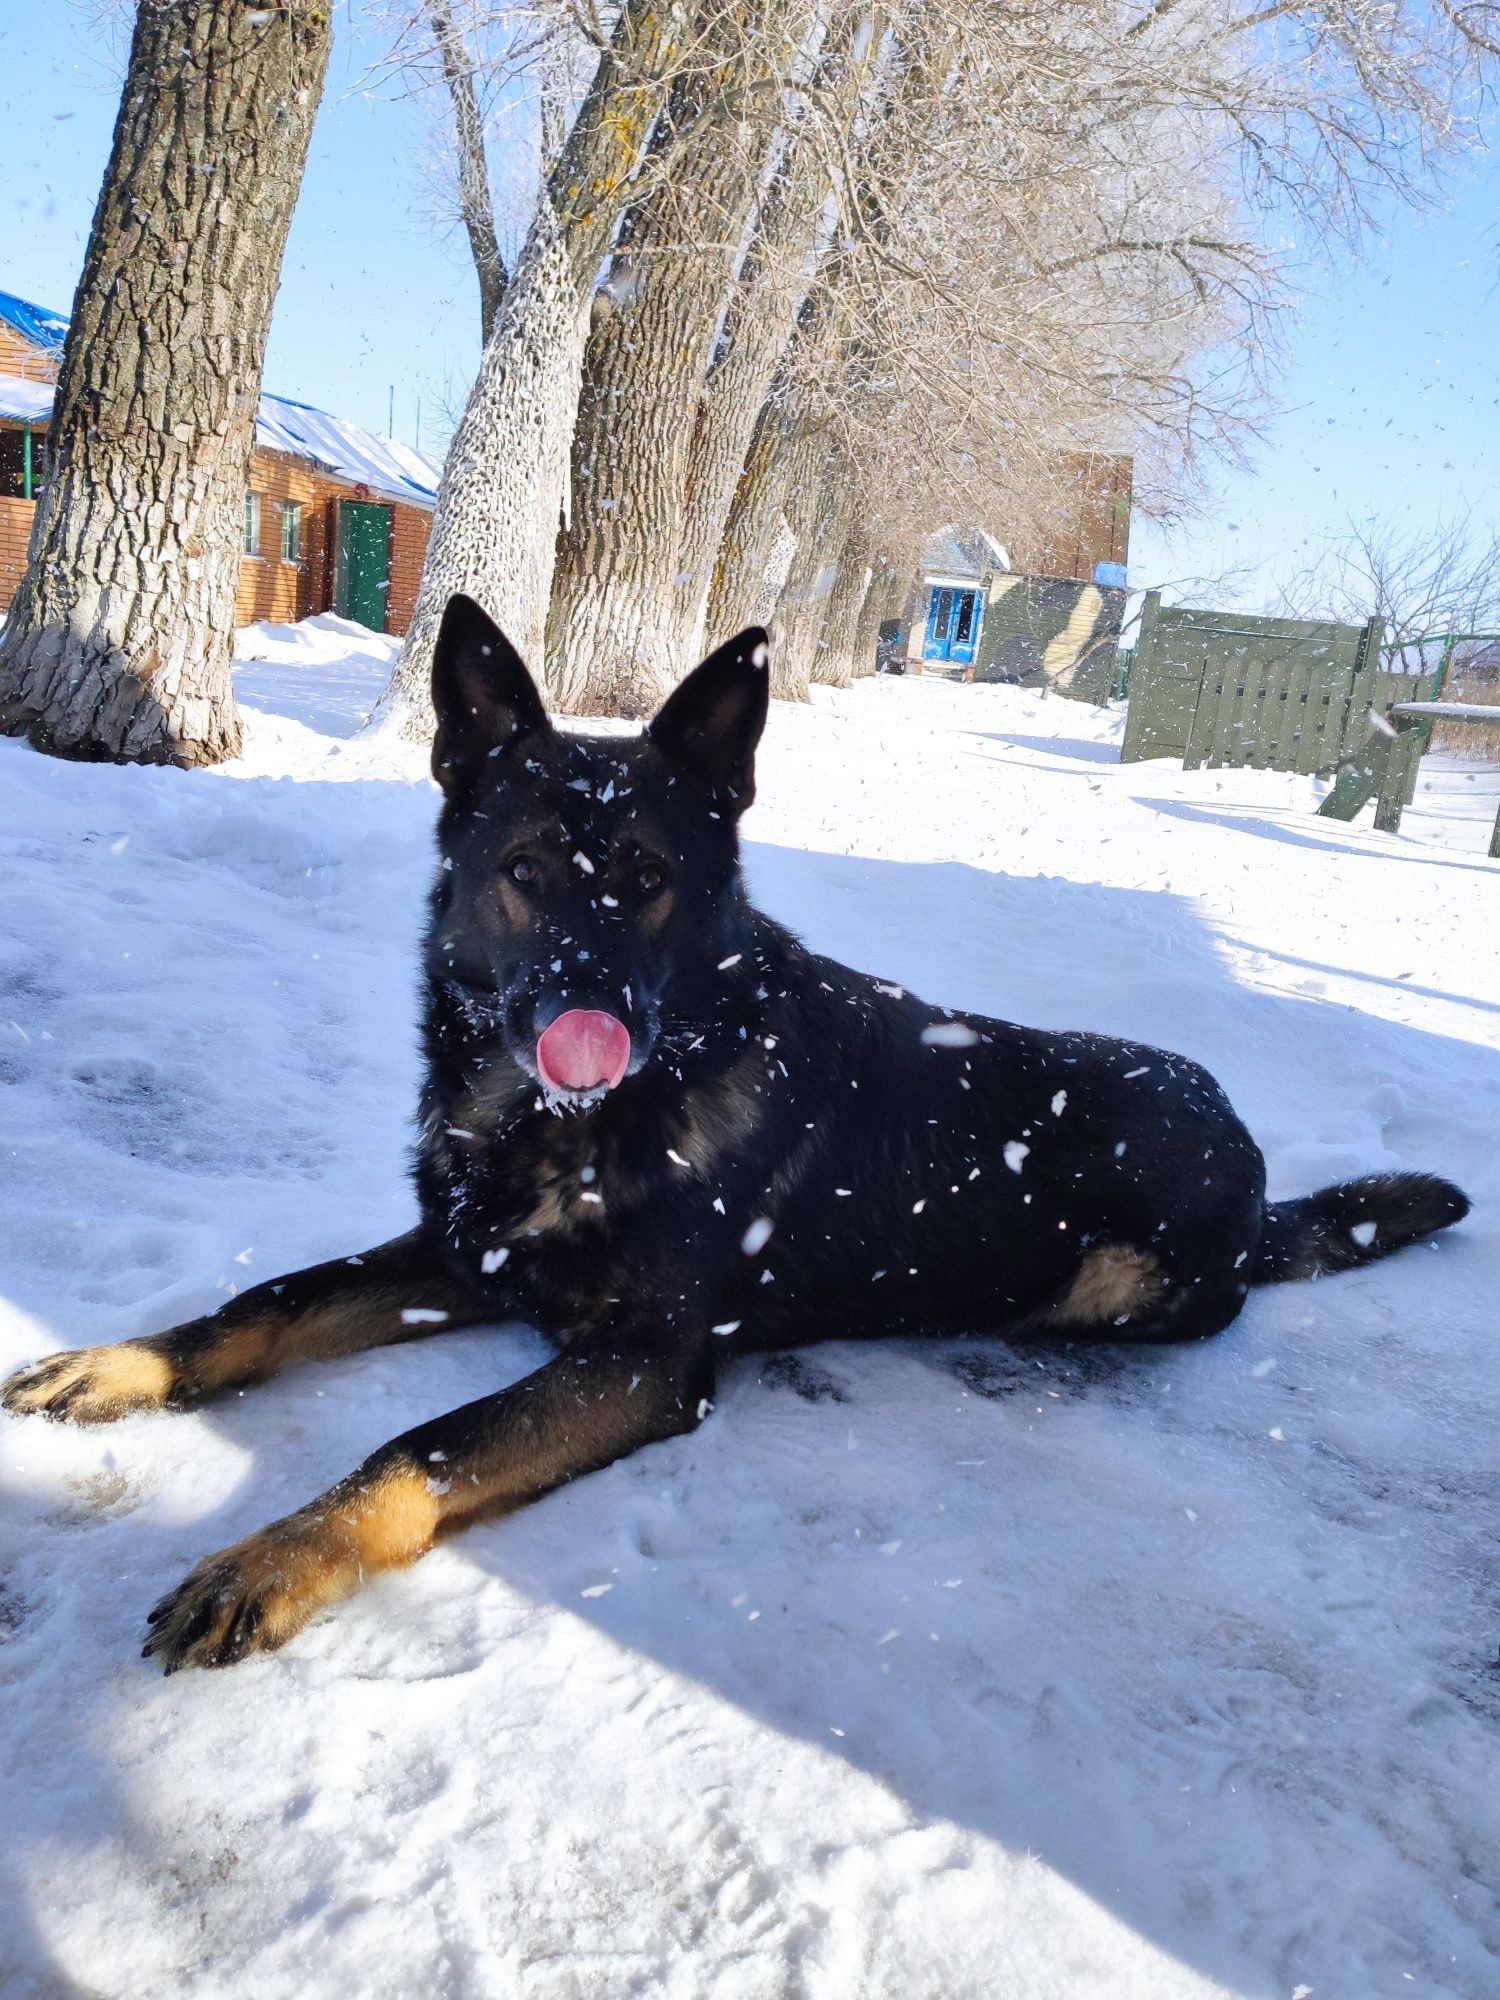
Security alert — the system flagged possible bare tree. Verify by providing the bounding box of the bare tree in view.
[378,0,1497,729]
[0,0,332,768]
[376,0,697,731]
[544,2,804,714]
[424,0,509,343]
[1278,508,1500,658]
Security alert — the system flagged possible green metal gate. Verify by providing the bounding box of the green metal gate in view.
[333,500,392,632]
[1120,593,1383,771]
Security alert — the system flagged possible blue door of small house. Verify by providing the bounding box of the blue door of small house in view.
[923,585,984,665]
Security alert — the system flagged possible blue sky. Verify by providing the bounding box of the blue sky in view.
[1132,171,1500,605]
[0,2,485,460]
[1,2,1495,612]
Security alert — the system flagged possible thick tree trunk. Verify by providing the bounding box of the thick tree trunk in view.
[673,11,876,672]
[708,403,812,699]
[851,553,901,677]
[426,0,508,345]
[545,37,775,716]
[0,0,331,768]
[772,452,859,693]
[379,0,687,734]
[809,522,873,688]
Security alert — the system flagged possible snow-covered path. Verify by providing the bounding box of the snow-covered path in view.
[2,625,1497,2000]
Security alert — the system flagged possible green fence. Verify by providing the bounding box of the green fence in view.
[1120,594,1383,772]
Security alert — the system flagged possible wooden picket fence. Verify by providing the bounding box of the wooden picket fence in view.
[1118,594,1500,854]
[1120,594,1384,773]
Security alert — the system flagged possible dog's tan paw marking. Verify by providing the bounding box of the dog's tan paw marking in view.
[142,1515,354,1673]
[1,1343,174,1424]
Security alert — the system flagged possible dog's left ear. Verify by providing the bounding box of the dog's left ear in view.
[647,627,769,814]
[430,593,553,796]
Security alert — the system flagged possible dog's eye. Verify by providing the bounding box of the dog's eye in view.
[508,856,539,886]
[636,864,665,896]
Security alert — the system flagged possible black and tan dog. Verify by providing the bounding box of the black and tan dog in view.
[2,595,1470,1671]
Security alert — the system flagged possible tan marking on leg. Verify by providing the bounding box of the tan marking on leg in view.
[184,1317,279,1391]
[341,1463,446,1571]
[6,1236,486,1429]
[1049,1246,1165,1327]
[144,1465,444,1670]
[1,1340,175,1423]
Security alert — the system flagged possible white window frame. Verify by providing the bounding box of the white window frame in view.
[280,498,303,563]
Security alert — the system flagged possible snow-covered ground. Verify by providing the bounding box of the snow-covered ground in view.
[2,618,1498,2000]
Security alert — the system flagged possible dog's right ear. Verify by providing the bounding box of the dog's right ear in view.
[430,593,552,796]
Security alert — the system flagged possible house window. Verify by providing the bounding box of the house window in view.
[280,500,303,563]
[243,491,262,556]
[0,426,47,499]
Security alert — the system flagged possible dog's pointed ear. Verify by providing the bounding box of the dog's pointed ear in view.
[647,627,769,813]
[430,593,552,795]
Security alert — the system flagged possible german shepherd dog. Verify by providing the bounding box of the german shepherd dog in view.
[3,595,1470,1672]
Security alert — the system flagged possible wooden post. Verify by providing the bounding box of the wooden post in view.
[1373,720,1422,833]
[1119,589,1161,763]
[1319,720,1388,822]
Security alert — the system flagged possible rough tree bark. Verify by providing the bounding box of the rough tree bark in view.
[706,389,825,699]
[544,23,777,716]
[672,8,876,672]
[426,0,508,344]
[850,552,902,677]
[808,519,872,688]
[0,0,332,768]
[771,441,860,692]
[378,0,689,733]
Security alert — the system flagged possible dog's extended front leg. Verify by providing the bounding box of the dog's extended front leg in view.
[1,1230,489,1424]
[142,1324,715,1672]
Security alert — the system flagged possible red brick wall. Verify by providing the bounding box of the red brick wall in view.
[1,432,432,636]
[1019,455,1133,583]
[387,500,431,635]
[237,446,430,635]
[0,495,34,594]
[234,446,334,626]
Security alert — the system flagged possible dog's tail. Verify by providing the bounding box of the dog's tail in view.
[1254,1171,1469,1285]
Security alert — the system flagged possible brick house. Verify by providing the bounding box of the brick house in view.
[0,287,440,637]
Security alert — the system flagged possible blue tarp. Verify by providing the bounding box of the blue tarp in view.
[0,289,69,356]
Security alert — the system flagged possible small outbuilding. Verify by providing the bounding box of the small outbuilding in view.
[893,454,1132,698]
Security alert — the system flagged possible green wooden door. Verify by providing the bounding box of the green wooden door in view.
[334,501,392,631]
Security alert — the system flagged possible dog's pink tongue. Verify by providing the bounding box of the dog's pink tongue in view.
[536,1009,631,1093]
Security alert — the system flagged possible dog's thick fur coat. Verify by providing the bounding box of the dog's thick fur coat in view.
[3,596,1470,1670]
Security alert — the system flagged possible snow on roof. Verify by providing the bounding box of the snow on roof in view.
[255,392,440,507]
[0,284,442,507]
[0,288,68,356]
[921,527,1012,580]
[0,373,440,508]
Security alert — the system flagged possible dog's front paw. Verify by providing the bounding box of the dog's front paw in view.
[2,1342,174,1423]
[143,1511,356,1673]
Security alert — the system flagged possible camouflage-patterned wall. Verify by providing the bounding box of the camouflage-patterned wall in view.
[973,574,1127,701]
